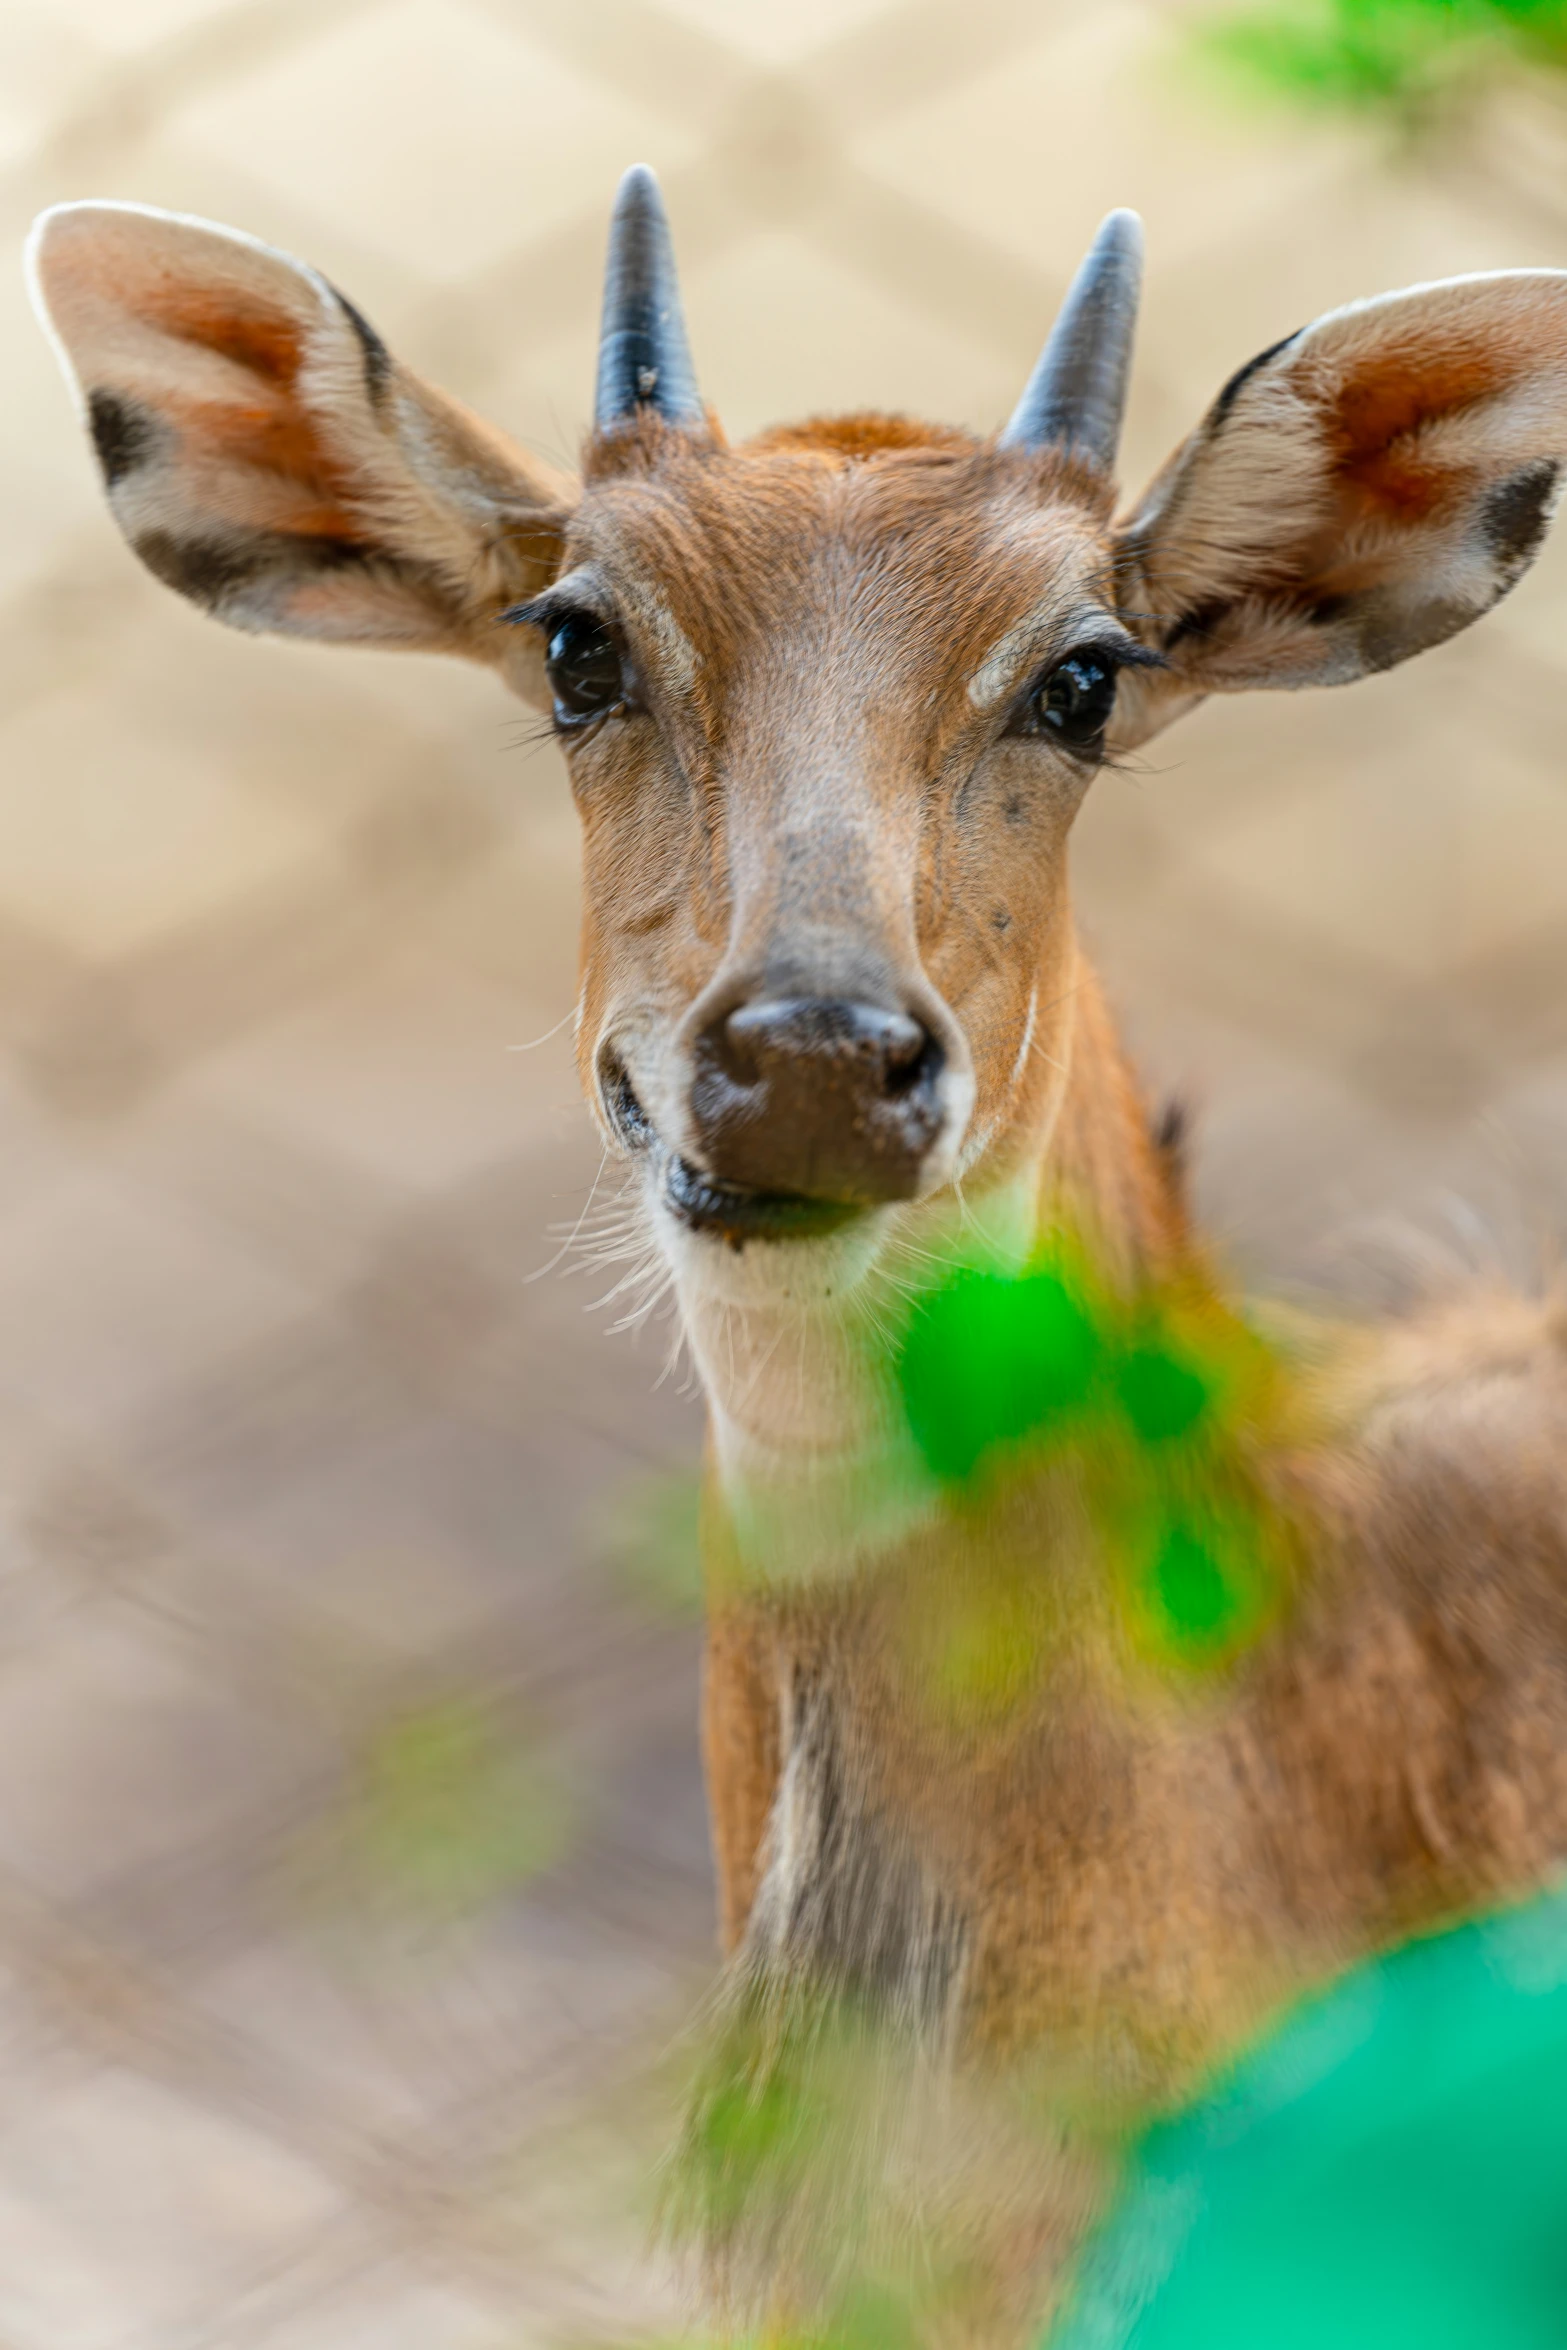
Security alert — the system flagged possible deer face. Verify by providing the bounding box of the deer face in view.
[531,428,1143,1271]
[28,176,1567,1314]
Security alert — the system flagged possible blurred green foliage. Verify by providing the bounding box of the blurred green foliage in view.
[895,1241,1302,1680]
[668,1974,1092,2350]
[900,1266,1100,1482]
[657,1241,1342,2347]
[349,1694,571,1917]
[1194,0,1567,124]
[1053,1884,1567,2349]
[681,1987,856,2259]
[659,1228,1567,2349]
[598,1468,705,1621]
[669,1891,1567,2350]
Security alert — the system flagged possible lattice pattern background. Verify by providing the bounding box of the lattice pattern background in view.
[3,2,1567,2342]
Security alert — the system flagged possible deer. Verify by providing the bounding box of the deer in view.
[27,170,1567,2342]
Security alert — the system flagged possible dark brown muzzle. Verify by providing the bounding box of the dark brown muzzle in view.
[689,994,947,1204]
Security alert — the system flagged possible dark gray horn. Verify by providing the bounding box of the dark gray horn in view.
[594,163,705,433]
[999,209,1143,471]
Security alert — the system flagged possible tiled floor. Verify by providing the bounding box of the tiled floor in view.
[2,0,1567,2340]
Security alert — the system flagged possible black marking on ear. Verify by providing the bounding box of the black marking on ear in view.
[329,285,392,406]
[1208,329,1302,433]
[1355,591,1476,674]
[135,531,257,606]
[87,390,159,488]
[1483,459,1560,580]
[133,527,372,609]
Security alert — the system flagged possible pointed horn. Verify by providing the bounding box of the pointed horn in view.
[594,164,704,433]
[1000,209,1143,471]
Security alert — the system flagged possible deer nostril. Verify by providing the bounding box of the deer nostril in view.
[709,1005,761,1088]
[597,1042,654,1150]
[719,999,938,1098]
[882,1016,939,1093]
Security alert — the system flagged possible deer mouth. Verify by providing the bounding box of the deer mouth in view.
[663,1154,864,1245]
[603,1051,873,1245]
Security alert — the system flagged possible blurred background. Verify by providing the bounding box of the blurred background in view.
[2,0,1567,2342]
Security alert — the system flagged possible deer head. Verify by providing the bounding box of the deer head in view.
[28,173,1567,1371]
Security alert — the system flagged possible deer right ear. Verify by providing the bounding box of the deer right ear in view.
[1111,269,1567,748]
[27,202,570,686]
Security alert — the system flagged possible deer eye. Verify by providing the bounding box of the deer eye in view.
[545,612,625,723]
[1023,650,1119,751]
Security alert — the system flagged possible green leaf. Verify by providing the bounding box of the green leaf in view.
[897,1265,1100,1483]
[1114,1342,1213,1445]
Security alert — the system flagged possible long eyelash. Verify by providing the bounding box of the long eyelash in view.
[498,594,553,631]
[502,714,563,759]
[1112,639,1171,673]
[1076,631,1169,675]
[551,705,625,745]
[498,591,614,638]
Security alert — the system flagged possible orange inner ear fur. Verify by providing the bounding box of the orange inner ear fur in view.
[1331,341,1512,522]
[148,287,304,384]
[186,397,361,536]
[146,286,364,539]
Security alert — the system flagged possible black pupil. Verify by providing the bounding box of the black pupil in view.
[1037,653,1116,747]
[546,614,623,719]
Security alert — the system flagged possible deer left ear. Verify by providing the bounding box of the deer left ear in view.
[1111,270,1567,746]
[26,201,569,671]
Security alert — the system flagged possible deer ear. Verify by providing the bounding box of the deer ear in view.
[1110,270,1567,746]
[27,201,569,676]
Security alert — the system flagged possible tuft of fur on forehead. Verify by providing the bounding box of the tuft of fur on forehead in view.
[584,409,1120,527]
[740,417,1122,533]
[745,412,980,463]
[585,411,979,480]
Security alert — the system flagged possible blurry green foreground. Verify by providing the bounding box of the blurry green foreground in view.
[1193,0,1567,123]
[675,1246,1567,2348]
[896,1248,1567,2348]
[1052,1884,1567,2349]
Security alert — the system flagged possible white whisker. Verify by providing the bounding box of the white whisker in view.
[505,1004,576,1052]
[525,1148,613,1284]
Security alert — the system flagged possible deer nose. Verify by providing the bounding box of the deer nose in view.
[690,995,947,1203]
